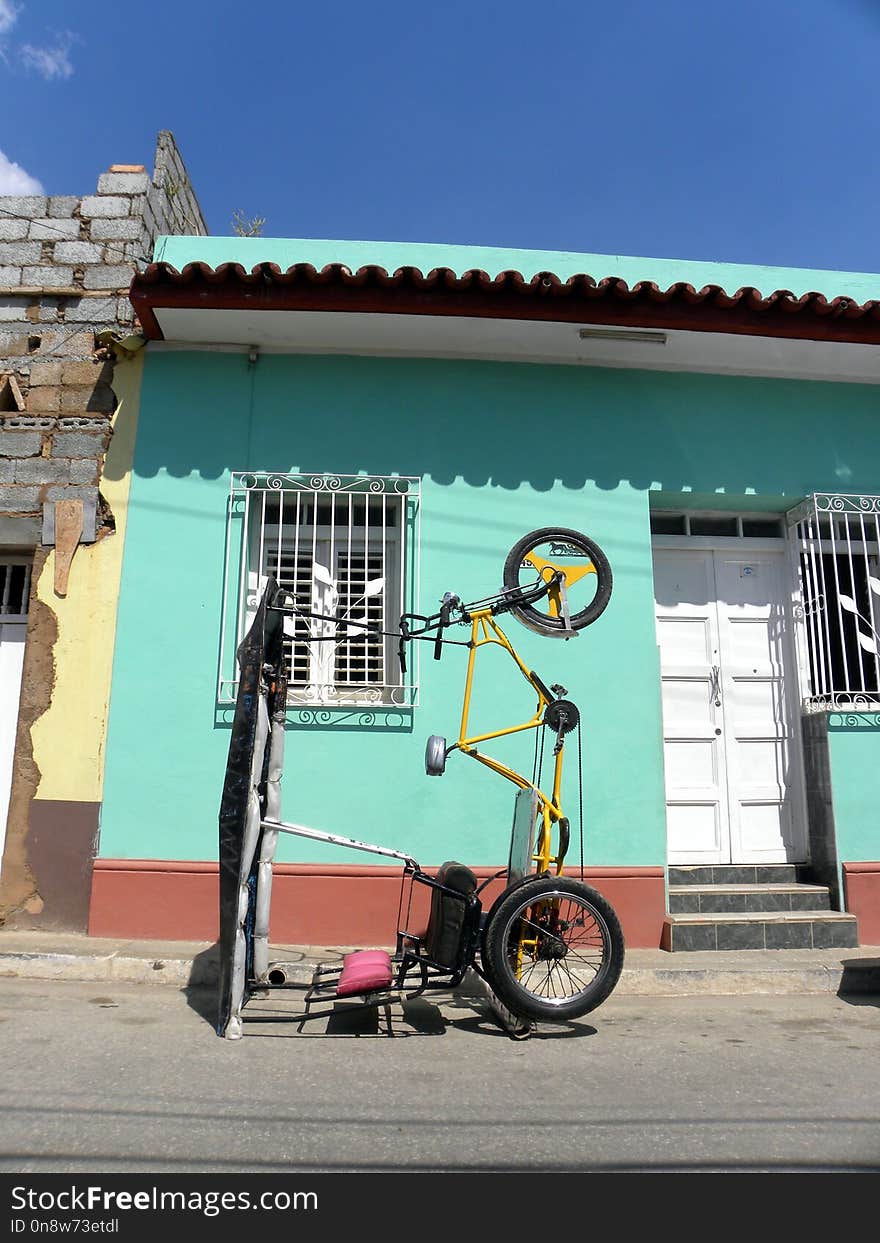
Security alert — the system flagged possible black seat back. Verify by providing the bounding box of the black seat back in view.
[424,860,478,970]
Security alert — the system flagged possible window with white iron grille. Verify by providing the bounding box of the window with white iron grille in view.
[787,494,880,709]
[220,473,420,708]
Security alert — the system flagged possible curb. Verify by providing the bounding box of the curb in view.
[616,963,874,996]
[3,944,879,996]
[0,950,202,987]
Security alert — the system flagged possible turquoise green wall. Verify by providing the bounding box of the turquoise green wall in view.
[827,715,880,861]
[100,354,880,869]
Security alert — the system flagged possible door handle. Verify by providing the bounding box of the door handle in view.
[710,665,721,706]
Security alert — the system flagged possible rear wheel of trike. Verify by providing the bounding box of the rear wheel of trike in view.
[481,876,624,1022]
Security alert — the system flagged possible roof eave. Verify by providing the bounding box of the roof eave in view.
[129,262,880,346]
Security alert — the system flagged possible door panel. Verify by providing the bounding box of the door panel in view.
[663,738,718,787]
[665,801,724,855]
[656,617,714,666]
[733,737,787,786]
[654,550,729,864]
[714,553,805,863]
[738,802,788,853]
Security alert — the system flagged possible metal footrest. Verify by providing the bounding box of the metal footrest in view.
[299,958,404,1034]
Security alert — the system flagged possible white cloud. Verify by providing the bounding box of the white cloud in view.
[0,8,78,79]
[0,2,19,36]
[21,33,74,80]
[0,148,44,195]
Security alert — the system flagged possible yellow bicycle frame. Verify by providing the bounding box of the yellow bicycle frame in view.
[455,607,569,876]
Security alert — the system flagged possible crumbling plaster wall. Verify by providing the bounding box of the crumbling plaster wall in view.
[0,131,207,930]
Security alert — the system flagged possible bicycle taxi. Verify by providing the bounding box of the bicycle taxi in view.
[217,528,624,1040]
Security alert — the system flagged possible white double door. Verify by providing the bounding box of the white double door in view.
[653,545,807,865]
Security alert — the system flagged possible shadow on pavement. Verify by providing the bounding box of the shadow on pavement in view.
[838,955,880,1006]
[183,942,221,1029]
[181,944,601,1040]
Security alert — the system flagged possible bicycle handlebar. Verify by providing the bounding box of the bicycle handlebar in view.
[433,592,458,661]
[270,569,563,676]
[395,571,564,669]
[402,571,559,636]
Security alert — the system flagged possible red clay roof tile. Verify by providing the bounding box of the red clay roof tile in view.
[130,261,880,344]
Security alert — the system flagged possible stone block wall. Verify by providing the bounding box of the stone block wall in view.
[0,130,207,542]
[0,132,207,932]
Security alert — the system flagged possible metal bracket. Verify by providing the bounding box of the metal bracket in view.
[558,577,573,631]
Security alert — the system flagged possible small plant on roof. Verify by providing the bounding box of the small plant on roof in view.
[232,210,267,238]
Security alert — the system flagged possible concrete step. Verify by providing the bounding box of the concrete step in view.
[669,864,808,887]
[661,910,859,953]
[668,883,832,915]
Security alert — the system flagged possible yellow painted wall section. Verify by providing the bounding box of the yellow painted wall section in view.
[31,350,144,803]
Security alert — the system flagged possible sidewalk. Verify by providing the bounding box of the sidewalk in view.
[1,929,879,996]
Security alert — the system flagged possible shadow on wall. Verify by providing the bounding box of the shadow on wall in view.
[107,354,880,499]
[828,714,880,731]
[212,705,415,732]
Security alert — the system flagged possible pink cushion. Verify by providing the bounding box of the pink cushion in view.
[336,950,393,998]
[343,950,391,966]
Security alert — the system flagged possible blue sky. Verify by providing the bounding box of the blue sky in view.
[1,0,879,274]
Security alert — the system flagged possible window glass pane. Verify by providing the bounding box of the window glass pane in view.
[650,513,686,535]
[741,518,783,538]
[334,547,385,687]
[260,499,399,696]
[689,516,738,536]
[0,562,31,616]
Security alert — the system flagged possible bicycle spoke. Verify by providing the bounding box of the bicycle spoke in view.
[503,895,612,1003]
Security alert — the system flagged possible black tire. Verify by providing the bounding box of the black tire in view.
[481,876,624,1022]
[502,527,612,636]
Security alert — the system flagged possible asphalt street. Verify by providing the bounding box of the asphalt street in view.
[1,975,878,1176]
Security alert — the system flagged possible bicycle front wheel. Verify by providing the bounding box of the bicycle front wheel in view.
[502,527,612,636]
[481,876,624,1022]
